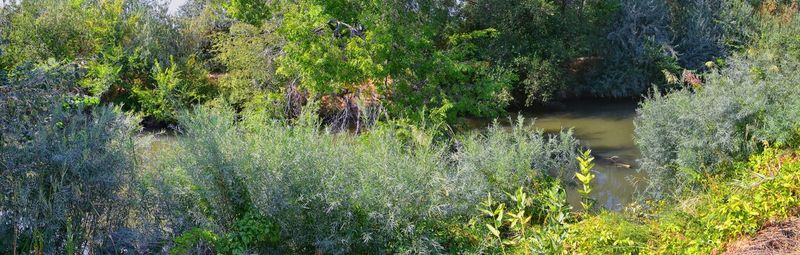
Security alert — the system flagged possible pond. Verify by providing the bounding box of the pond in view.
[464,99,645,210]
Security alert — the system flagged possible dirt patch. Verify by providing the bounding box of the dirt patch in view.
[723,218,800,255]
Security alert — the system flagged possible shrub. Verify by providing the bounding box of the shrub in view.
[156,105,580,254]
[634,11,800,197]
[0,102,143,253]
[592,0,758,97]
[593,0,679,96]
[471,181,573,255]
[213,21,284,110]
[563,212,650,255]
[458,0,619,104]
[170,228,218,255]
[647,148,800,254]
[0,0,215,123]
[458,117,580,190]
[133,56,217,123]
[0,61,194,253]
[636,57,800,197]
[514,56,564,106]
[561,147,800,254]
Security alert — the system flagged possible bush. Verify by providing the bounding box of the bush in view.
[636,58,800,198]
[133,56,217,123]
[592,0,757,97]
[213,21,283,110]
[561,147,800,254]
[458,0,619,104]
[0,102,143,253]
[647,148,800,254]
[469,181,573,254]
[634,12,800,197]
[0,0,215,124]
[0,60,81,144]
[155,105,580,254]
[564,212,650,255]
[0,61,194,253]
[458,118,579,189]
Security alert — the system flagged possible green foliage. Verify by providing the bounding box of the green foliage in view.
[223,0,270,26]
[216,211,280,254]
[0,60,81,144]
[213,21,283,110]
[134,60,182,121]
[459,117,580,188]
[438,29,516,117]
[591,0,760,97]
[155,106,580,253]
[0,0,214,123]
[564,212,650,255]
[277,1,383,95]
[473,181,572,254]
[0,101,142,253]
[575,150,596,213]
[270,1,517,119]
[637,51,800,198]
[0,0,94,68]
[460,0,620,104]
[633,9,800,197]
[561,147,800,254]
[514,56,563,106]
[133,57,216,122]
[647,149,800,254]
[170,228,218,255]
[5,1,800,254]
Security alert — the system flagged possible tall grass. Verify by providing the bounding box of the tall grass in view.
[156,106,580,254]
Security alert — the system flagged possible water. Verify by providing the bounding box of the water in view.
[464,99,645,210]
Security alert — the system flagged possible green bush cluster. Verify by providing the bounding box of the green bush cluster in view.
[564,212,650,255]
[0,0,215,124]
[0,0,635,124]
[558,146,800,254]
[0,56,200,254]
[459,0,620,105]
[4,0,800,254]
[635,12,800,198]
[0,78,143,254]
[149,105,579,254]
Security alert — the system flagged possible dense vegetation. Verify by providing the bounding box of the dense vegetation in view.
[2,0,800,254]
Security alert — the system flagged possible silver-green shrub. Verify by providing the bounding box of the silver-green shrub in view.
[1,103,143,253]
[635,15,800,198]
[593,0,754,96]
[159,106,579,254]
[0,62,184,254]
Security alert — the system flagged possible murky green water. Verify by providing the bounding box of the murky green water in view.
[465,99,645,210]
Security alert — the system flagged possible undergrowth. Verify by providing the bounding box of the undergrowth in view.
[154,105,580,254]
[564,146,800,254]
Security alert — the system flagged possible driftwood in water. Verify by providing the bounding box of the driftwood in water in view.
[603,156,631,168]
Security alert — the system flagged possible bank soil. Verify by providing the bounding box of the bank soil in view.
[724,218,800,255]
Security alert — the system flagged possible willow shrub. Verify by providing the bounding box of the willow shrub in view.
[634,13,800,198]
[0,103,145,253]
[158,105,579,254]
[0,62,192,253]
